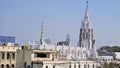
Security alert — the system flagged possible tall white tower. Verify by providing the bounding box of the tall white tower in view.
[40,21,44,45]
[79,1,95,59]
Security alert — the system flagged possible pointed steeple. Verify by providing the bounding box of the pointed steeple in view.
[84,0,89,20]
[40,21,44,45]
[79,0,96,60]
[83,0,92,29]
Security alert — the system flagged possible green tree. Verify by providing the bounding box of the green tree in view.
[111,46,120,52]
[57,41,68,46]
[100,46,120,52]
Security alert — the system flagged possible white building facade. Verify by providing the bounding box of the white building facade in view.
[98,56,114,62]
[0,43,21,68]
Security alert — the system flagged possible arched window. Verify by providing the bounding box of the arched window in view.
[84,64,86,68]
[46,66,48,68]
[88,64,89,68]
[27,65,30,68]
[69,64,71,68]
[6,64,9,68]
[1,64,4,68]
[74,65,76,68]
[1,52,5,59]
[103,58,104,61]
[12,53,15,59]
[78,65,80,68]
[93,64,94,68]
[6,53,10,59]
[11,64,14,68]
[53,65,55,68]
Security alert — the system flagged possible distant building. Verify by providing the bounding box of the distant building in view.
[66,34,70,45]
[16,49,96,68]
[0,43,21,68]
[0,36,15,43]
[115,52,120,61]
[45,39,51,44]
[20,1,97,68]
[98,56,114,62]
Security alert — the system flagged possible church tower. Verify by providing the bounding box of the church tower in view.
[40,21,44,45]
[79,1,95,59]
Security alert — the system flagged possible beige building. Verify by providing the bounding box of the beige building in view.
[0,43,21,68]
[16,49,96,68]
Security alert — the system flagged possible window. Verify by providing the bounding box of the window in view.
[105,59,107,61]
[84,64,86,68]
[27,65,30,68]
[24,63,26,68]
[78,65,80,68]
[103,58,104,61]
[36,53,47,58]
[1,52,5,59]
[74,65,76,68]
[46,66,48,68]
[53,65,55,68]
[1,64,4,68]
[93,64,94,68]
[7,53,10,59]
[69,64,71,68]
[88,64,89,68]
[6,64,9,68]
[11,64,14,68]
[12,53,15,59]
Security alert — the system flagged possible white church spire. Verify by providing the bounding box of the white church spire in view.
[84,0,89,20]
[83,0,91,29]
[79,0,95,59]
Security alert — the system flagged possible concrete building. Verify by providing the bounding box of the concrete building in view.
[98,56,114,62]
[16,49,96,68]
[115,52,120,61]
[0,36,15,43]
[0,43,21,68]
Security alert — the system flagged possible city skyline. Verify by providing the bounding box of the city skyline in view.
[0,0,120,48]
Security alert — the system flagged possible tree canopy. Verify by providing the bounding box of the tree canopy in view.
[100,46,120,52]
[57,41,69,46]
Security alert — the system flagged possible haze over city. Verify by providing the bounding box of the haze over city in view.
[0,0,120,48]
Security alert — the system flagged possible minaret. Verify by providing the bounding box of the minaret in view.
[79,1,95,50]
[40,21,44,45]
[66,34,70,45]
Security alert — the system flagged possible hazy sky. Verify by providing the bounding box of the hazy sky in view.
[0,0,120,48]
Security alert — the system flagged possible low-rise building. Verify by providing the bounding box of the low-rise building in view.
[0,43,21,68]
[98,56,113,62]
[115,52,120,61]
[16,49,96,68]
